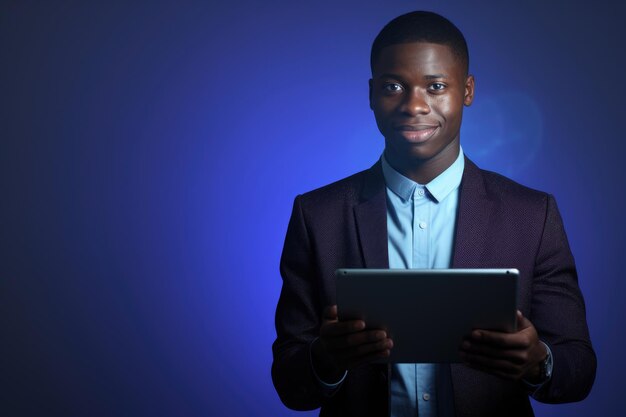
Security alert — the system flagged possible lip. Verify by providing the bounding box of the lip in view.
[394,124,439,142]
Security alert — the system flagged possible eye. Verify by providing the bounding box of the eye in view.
[383,83,403,93]
[429,82,446,91]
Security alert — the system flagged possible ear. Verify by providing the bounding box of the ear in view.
[464,74,475,106]
[368,79,374,110]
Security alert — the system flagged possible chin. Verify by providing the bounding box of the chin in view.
[389,140,438,161]
[389,138,460,166]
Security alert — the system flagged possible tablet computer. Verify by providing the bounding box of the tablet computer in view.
[336,268,519,363]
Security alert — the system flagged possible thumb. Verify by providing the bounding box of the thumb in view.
[516,310,532,330]
[323,305,338,321]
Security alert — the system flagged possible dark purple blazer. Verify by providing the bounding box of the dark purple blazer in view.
[272,157,596,417]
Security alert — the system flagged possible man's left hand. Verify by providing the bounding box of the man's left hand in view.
[459,310,548,382]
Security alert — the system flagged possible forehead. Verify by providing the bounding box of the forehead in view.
[372,42,463,78]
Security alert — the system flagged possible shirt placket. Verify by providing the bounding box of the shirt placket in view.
[412,186,430,269]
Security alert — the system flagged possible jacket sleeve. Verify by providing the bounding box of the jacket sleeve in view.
[271,195,327,410]
[530,194,597,403]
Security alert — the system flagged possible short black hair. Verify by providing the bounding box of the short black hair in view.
[370,11,469,75]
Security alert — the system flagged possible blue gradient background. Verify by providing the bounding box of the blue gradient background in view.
[1,1,624,416]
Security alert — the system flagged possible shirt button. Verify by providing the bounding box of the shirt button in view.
[417,189,425,197]
[419,222,427,229]
[423,393,430,401]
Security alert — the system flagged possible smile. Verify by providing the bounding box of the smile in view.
[394,125,439,142]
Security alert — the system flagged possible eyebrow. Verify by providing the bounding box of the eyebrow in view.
[377,73,449,80]
[423,74,448,80]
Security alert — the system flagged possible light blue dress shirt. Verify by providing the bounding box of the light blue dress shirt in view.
[382,148,465,417]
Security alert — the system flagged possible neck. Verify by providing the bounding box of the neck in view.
[384,140,460,184]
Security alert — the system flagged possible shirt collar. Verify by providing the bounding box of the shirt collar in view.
[381,147,465,203]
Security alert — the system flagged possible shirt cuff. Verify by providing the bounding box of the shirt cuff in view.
[523,341,553,392]
[309,337,348,391]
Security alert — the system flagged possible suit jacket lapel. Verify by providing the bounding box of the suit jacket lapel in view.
[451,157,495,268]
[354,161,389,269]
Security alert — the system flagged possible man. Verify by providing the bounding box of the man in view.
[272,11,595,417]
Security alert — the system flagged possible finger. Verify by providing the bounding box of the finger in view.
[324,329,388,350]
[334,338,394,361]
[467,329,530,349]
[462,360,518,381]
[459,350,523,378]
[320,319,366,337]
[460,340,528,364]
[323,305,338,321]
[340,342,394,369]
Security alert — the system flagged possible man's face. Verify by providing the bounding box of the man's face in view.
[369,42,474,165]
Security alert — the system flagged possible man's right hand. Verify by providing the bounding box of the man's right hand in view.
[311,305,393,383]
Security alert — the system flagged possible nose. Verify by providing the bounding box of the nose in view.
[400,89,430,116]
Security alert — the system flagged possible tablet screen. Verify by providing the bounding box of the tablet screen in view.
[336,268,519,363]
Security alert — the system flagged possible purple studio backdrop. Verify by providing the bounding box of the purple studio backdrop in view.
[1,1,624,416]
